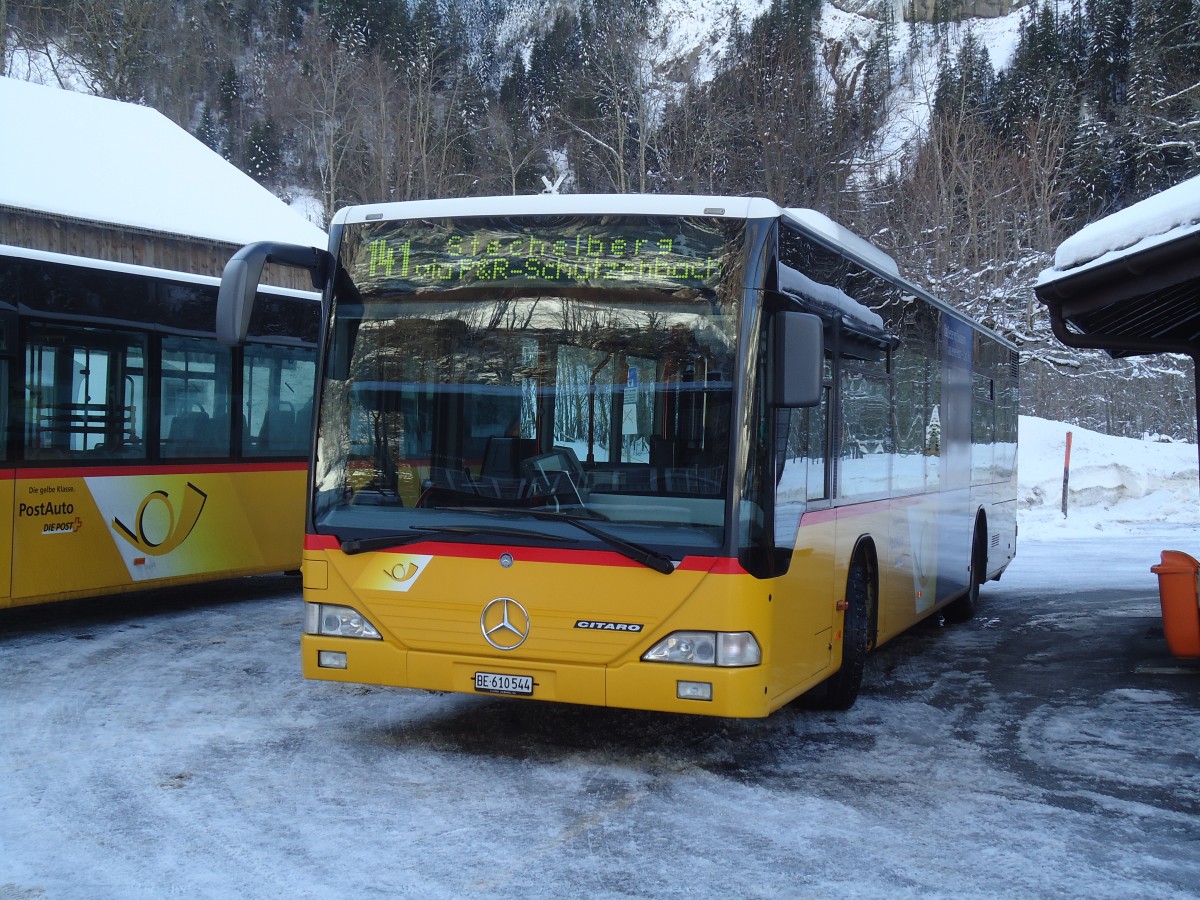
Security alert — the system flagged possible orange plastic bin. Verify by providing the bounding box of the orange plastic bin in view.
[1150,550,1200,659]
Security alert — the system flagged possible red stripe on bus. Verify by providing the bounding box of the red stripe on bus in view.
[698,557,749,574]
[837,498,892,516]
[13,461,307,478]
[797,498,899,528]
[798,508,837,526]
[304,532,743,573]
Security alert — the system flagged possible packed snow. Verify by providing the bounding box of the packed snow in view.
[1018,414,1200,539]
[1,417,1197,898]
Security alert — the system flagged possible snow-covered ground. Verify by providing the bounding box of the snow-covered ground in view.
[1017,414,1199,540]
[1,416,1197,898]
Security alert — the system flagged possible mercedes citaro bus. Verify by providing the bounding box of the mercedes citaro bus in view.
[218,194,1017,717]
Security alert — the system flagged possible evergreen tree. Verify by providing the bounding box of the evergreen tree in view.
[933,28,993,121]
[1126,0,1172,194]
[218,64,242,119]
[859,1,898,140]
[990,0,1083,144]
[1087,0,1133,114]
[246,118,282,185]
[195,104,221,152]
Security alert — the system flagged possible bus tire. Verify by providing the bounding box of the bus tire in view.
[808,559,872,711]
[945,517,986,623]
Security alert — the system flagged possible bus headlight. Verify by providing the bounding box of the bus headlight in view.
[304,602,382,639]
[642,631,761,667]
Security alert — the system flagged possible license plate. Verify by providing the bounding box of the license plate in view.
[474,671,534,696]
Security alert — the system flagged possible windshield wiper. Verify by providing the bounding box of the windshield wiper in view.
[342,509,675,574]
[340,524,577,555]
[520,509,676,575]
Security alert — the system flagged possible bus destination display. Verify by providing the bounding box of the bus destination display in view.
[350,218,729,293]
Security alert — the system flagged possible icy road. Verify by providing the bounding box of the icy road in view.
[2,527,1198,899]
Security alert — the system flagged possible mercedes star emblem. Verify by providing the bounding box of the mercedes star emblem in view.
[480,597,530,650]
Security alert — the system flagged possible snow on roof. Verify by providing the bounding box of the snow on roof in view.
[1038,173,1200,286]
[778,262,886,333]
[784,207,899,276]
[0,77,327,249]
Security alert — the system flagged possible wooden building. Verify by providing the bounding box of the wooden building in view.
[0,78,326,289]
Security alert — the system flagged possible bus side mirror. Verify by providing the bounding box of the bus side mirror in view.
[773,311,824,408]
[217,242,331,346]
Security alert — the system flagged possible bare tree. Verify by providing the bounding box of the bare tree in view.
[286,23,372,219]
[61,0,161,100]
[481,101,546,195]
[560,11,666,193]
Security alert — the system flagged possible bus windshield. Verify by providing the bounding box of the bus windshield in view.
[313,214,745,559]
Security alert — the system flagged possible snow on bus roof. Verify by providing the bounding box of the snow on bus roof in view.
[783,208,900,277]
[0,77,326,249]
[778,262,886,333]
[1038,173,1200,285]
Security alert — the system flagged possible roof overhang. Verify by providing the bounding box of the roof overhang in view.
[1034,227,1200,359]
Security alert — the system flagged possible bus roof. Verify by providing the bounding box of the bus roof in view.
[0,243,319,301]
[328,194,1018,348]
[331,194,783,225]
[331,193,902,279]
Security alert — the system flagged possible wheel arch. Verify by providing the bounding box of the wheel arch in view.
[849,534,880,651]
[972,507,989,583]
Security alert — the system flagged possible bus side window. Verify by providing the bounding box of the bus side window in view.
[243,345,317,457]
[774,366,829,549]
[23,325,147,460]
[160,337,231,459]
[839,358,890,500]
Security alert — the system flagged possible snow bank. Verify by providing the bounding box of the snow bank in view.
[1017,415,1199,539]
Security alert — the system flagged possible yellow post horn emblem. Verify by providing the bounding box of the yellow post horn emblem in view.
[112,482,208,556]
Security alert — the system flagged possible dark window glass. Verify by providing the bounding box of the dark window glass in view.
[160,337,231,459]
[243,345,317,457]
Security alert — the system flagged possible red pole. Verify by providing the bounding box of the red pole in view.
[1061,431,1073,518]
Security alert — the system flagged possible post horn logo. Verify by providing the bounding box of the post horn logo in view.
[379,555,431,591]
[112,482,207,556]
[384,561,420,583]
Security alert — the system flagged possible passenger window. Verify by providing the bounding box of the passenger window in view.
[839,360,890,499]
[24,325,147,460]
[243,345,317,457]
[160,337,231,459]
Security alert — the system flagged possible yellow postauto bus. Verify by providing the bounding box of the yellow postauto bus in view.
[0,245,318,609]
[219,195,1017,716]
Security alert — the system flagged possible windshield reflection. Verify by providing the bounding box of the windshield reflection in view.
[315,219,743,558]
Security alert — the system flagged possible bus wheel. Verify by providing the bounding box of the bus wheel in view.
[945,522,985,623]
[808,560,872,711]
